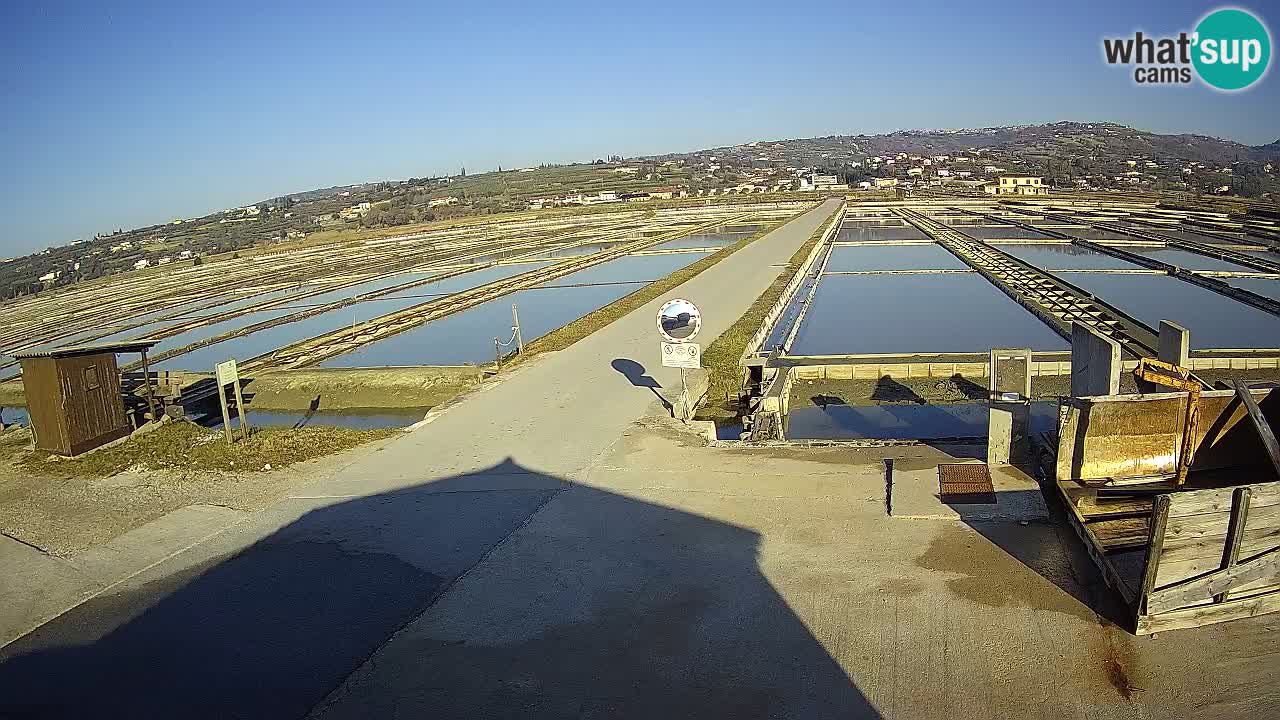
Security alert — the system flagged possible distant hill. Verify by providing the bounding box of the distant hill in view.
[650,121,1280,168]
[5,121,1277,302]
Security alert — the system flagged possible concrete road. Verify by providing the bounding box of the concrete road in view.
[0,200,846,717]
[5,194,1275,720]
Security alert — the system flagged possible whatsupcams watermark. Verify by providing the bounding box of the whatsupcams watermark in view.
[1102,7,1271,90]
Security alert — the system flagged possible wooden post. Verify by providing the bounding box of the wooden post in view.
[232,381,250,441]
[1137,494,1171,622]
[1233,381,1280,479]
[1215,487,1252,604]
[218,384,233,445]
[139,348,158,422]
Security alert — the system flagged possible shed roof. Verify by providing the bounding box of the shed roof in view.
[13,340,160,360]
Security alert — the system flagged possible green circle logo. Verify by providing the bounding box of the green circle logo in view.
[1193,8,1271,90]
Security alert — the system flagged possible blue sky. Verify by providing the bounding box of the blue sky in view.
[1,0,1276,255]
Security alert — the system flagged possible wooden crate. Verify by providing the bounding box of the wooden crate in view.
[1053,386,1280,633]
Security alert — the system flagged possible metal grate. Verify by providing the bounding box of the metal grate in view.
[939,463,996,504]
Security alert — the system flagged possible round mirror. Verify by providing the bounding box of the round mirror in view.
[657,298,701,342]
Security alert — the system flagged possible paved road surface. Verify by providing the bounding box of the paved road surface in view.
[0,200,845,718]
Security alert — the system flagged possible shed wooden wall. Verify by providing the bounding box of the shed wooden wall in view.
[19,352,130,456]
[19,357,68,454]
[57,353,129,455]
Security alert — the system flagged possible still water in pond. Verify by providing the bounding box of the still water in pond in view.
[1220,277,1280,303]
[789,274,1067,356]
[1064,273,1280,349]
[824,244,967,272]
[993,243,1142,271]
[1125,247,1258,273]
[835,225,926,242]
[322,252,710,367]
[786,401,1058,440]
[649,226,760,251]
[155,264,555,370]
[963,226,1055,240]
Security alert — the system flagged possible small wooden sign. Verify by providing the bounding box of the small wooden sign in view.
[214,359,250,444]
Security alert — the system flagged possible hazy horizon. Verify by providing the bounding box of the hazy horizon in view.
[3,0,1277,255]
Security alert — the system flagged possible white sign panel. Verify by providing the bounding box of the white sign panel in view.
[215,359,240,387]
[657,298,701,343]
[661,341,701,369]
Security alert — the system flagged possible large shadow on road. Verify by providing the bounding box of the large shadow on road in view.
[0,459,879,719]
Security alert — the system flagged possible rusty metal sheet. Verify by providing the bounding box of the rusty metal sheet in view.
[939,463,996,504]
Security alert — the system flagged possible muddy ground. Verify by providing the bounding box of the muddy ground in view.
[0,421,399,556]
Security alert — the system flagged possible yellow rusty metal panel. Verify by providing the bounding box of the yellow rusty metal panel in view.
[1057,390,1278,483]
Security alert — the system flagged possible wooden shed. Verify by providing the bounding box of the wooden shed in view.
[13,341,159,456]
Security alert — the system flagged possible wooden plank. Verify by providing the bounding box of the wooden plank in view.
[1072,493,1154,520]
[1165,481,1280,519]
[1137,495,1171,619]
[1137,587,1280,635]
[1217,487,1252,603]
[1158,526,1280,570]
[1232,381,1280,479]
[1055,481,1138,607]
[1088,516,1151,550]
[1147,546,1280,614]
[1162,502,1280,547]
[1228,579,1280,598]
[1157,536,1280,588]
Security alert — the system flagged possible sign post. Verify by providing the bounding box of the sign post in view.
[657,298,703,420]
[215,359,250,444]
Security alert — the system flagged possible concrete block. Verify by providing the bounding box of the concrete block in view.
[1070,323,1120,397]
[853,364,880,379]
[1158,320,1190,367]
[989,407,1013,465]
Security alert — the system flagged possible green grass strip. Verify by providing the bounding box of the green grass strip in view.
[696,207,840,422]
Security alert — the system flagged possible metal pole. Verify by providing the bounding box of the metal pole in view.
[512,304,524,355]
[139,349,157,422]
[679,367,689,421]
[494,338,502,370]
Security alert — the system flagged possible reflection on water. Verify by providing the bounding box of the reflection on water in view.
[787,401,1058,440]
[994,243,1141,271]
[835,225,926,242]
[824,244,966,272]
[1126,247,1256,273]
[963,226,1054,240]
